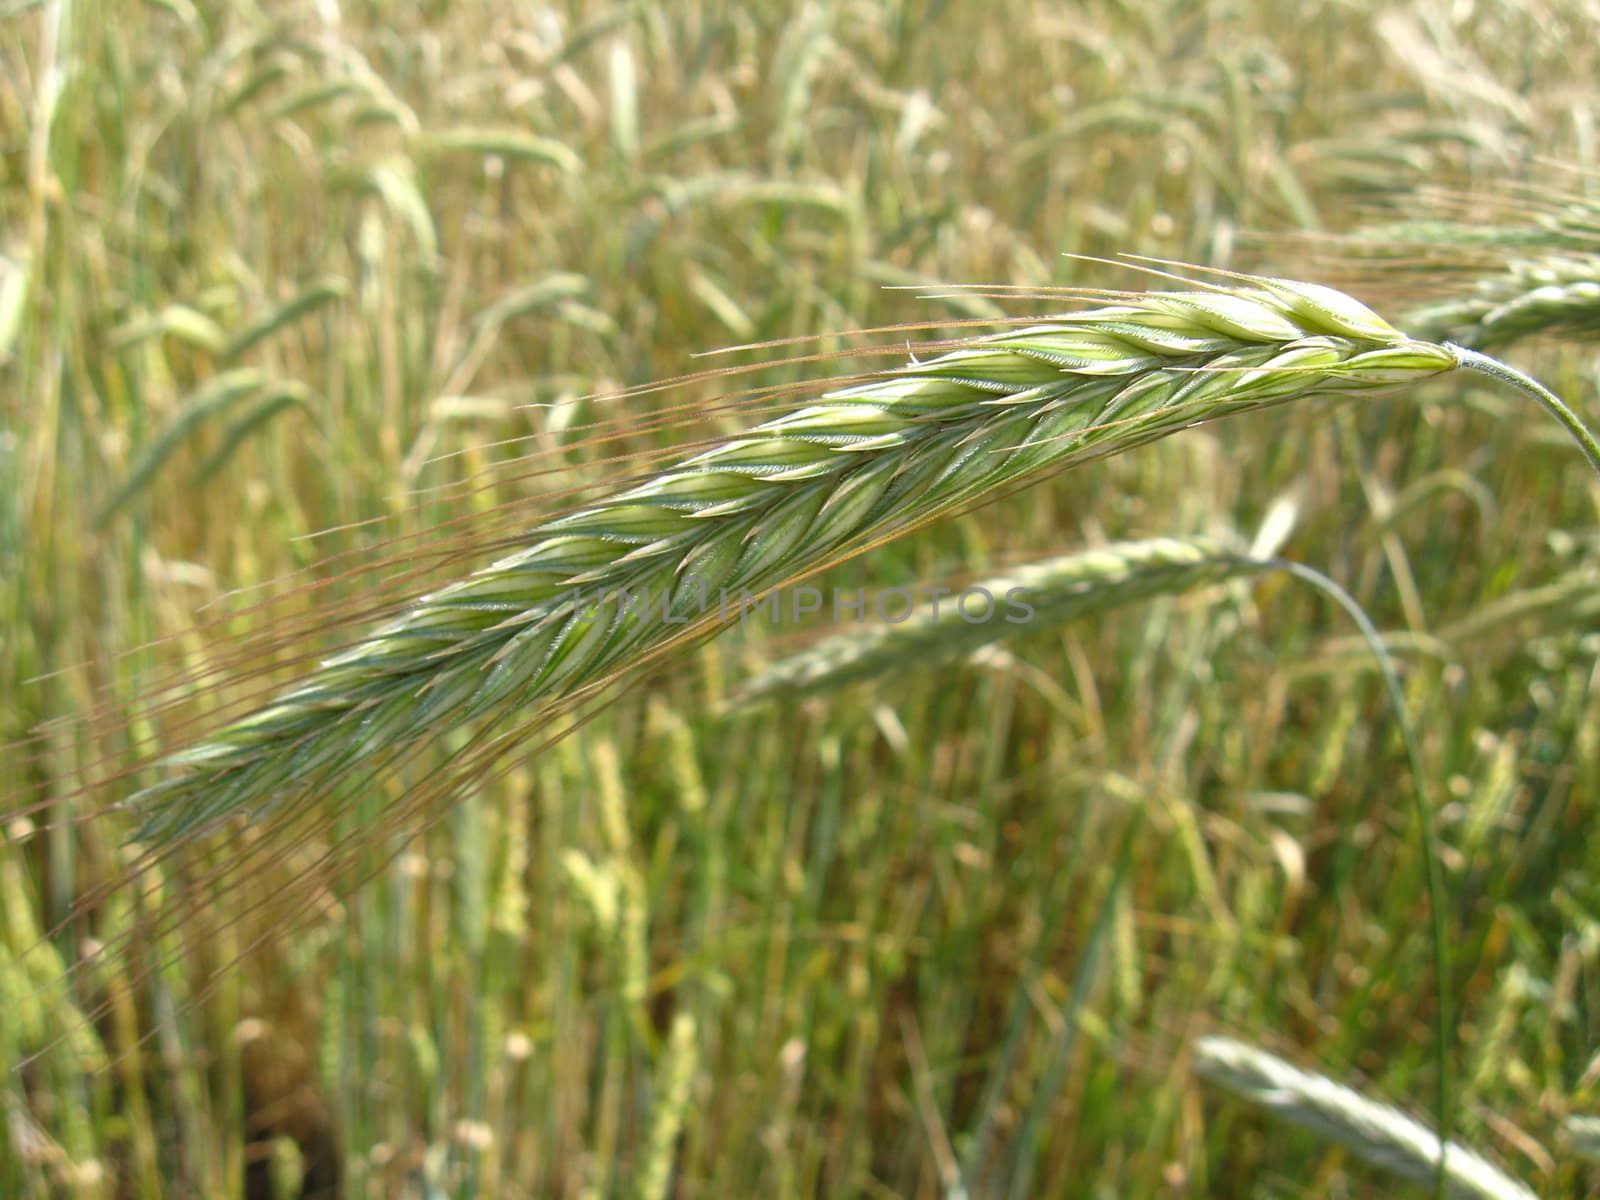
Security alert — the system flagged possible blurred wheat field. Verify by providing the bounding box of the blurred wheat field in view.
[3,1,1599,1197]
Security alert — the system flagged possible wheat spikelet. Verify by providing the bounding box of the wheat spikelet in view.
[730,534,1248,703]
[1406,253,1600,349]
[124,276,1459,845]
[1258,179,1600,352]
[1193,1036,1537,1200]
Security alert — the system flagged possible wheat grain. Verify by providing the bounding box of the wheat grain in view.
[1193,1035,1537,1200]
[125,276,1459,845]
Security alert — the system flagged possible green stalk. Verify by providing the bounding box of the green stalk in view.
[1449,345,1600,480]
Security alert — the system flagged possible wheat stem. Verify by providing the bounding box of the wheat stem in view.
[1261,555,1453,1198]
[1450,345,1600,480]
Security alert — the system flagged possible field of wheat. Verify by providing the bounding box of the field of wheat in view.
[4,1,1600,1197]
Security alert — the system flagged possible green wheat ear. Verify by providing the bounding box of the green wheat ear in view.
[124,275,1486,846]
[728,534,1252,704]
[1408,253,1600,349]
[1194,1036,1537,1200]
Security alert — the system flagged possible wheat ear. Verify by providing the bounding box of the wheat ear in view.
[127,277,1459,844]
[1193,1036,1537,1200]
[729,534,1248,703]
[1561,1115,1600,1163]
[1406,253,1600,349]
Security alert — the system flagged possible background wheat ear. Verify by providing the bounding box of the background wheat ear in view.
[1563,1116,1600,1165]
[1193,1036,1538,1200]
[118,275,1462,849]
[727,534,1256,705]
[1406,254,1600,349]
